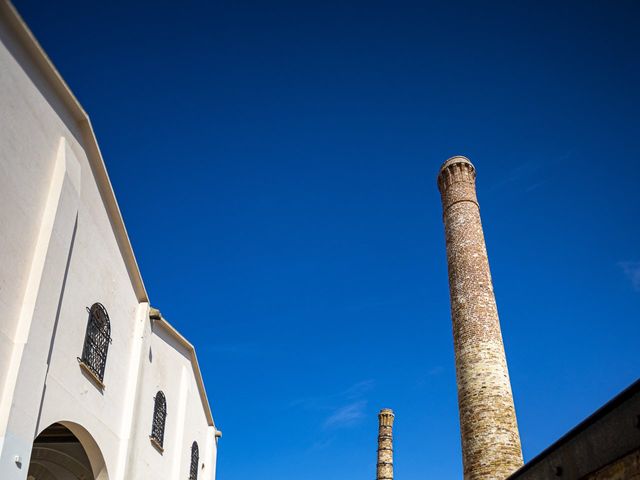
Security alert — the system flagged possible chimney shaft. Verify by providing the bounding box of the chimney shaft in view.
[376,408,394,480]
[437,156,523,479]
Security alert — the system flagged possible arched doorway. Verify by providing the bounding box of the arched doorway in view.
[28,422,108,480]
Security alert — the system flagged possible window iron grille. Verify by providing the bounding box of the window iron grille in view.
[189,441,199,480]
[150,391,167,449]
[78,303,111,384]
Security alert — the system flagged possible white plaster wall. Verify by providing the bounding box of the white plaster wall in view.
[0,13,80,434]
[125,322,216,480]
[0,13,81,342]
[181,370,217,480]
[126,319,182,479]
[35,149,144,475]
[0,13,142,478]
[0,9,217,480]
[0,14,89,479]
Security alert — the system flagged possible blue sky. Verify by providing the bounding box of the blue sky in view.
[14,1,640,478]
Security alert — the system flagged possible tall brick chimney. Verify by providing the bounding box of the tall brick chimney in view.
[376,408,394,480]
[437,156,523,479]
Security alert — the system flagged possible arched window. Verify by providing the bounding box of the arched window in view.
[189,441,199,480]
[150,391,167,450]
[78,303,111,384]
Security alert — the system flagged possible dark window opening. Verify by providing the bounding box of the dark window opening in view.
[150,391,167,450]
[78,303,111,384]
[189,441,199,480]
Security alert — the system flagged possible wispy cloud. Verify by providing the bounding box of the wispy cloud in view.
[343,379,375,399]
[619,261,640,291]
[487,152,573,195]
[290,379,374,410]
[291,380,375,432]
[487,162,541,192]
[309,437,334,451]
[323,400,367,429]
[524,179,550,192]
[414,365,445,389]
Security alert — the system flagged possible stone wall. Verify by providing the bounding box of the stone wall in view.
[586,449,640,480]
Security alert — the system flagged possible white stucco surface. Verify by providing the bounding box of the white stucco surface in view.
[0,3,219,479]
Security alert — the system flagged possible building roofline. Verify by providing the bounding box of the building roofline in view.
[1,0,148,303]
[151,312,216,431]
[509,378,640,478]
[3,0,220,440]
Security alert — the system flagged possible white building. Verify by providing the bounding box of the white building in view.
[0,2,220,479]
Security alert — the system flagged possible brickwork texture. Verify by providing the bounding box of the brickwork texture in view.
[438,156,523,480]
[377,409,394,480]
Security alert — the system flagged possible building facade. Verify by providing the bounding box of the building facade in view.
[0,2,219,479]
